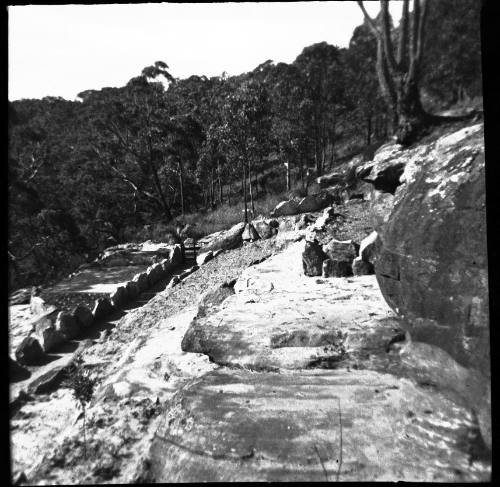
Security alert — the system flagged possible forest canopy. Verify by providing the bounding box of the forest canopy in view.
[8,0,483,290]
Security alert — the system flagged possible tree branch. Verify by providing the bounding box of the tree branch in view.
[397,0,410,68]
[415,0,428,64]
[380,0,398,74]
[357,1,381,38]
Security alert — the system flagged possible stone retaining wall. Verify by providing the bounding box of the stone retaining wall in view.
[13,245,183,366]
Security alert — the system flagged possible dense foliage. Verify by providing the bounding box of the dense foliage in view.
[8,1,482,290]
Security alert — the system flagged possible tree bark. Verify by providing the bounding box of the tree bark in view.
[242,161,248,224]
[248,161,255,218]
[358,0,431,145]
[178,159,185,217]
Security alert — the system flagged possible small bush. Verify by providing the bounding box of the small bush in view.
[64,356,97,459]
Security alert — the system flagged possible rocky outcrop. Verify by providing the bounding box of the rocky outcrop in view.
[302,241,328,277]
[252,219,278,239]
[92,297,114,320]
[158,242,489,482]
[352,257,374,276]
[196,251,214,266]
[147,367,488,482]
[270,199,299,217]
[364,123,490,447]
[202,222,246,252]
[322,239,358,277]
[15,336,45,365]
[34,317,64,353]
[55,312,80,340]
[242,223,260,242]
[359,231,378,264]
[72,304,94,328]
[195,281,236,319]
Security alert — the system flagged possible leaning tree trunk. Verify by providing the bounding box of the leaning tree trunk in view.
[358,0,430,146]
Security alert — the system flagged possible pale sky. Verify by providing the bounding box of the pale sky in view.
[8,2,402,101]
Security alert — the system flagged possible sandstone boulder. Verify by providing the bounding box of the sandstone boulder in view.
[270,200,299,217]
[297,195,323,213]
[167,275,180,288]
[252,219,278,239]
[203,222,246,252]
[125,281,139,300]
[359,231,378,264]
[146,367,488,482]
[15,336,45,365]
[242,223,260,242]
[278,217,297,233]
[302,241,328,277]
[133,272,149,293]
[352,257,374,276]
[92,297,114,320]
[55,311,80,340]
[10,357,30,381]
[34,317,64,353]
[72,305,94,328]
[295,213,315,231]
[369,123,490,446]
[110,286,128,308]
[195,281,235,319]
[30,296,52,315]
[169,244,183,266]
[196,251,214,266]
[316,171,343,188]
[321,239,358,277]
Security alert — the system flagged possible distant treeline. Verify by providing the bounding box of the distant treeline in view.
[8,0,482,289]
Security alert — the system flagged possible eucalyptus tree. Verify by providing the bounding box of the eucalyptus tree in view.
[293,42,346,176]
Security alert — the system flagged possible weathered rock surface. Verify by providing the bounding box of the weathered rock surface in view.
[10,357,30,382]
[295,213,315,230]
[125,281,139,300]
[196,251,213,266]
[15,336,45,365]
[133,272,149,293]
[242,223,260,242]
[203,222,246,252]
[110,286,128,308]
[55,312,80,340]
[252,219,278,239]
[183,242,403,371]
[302,241,328,276]
[359,231,378,264]
[366,123,490,447]
[352,257,374,276]
[34,315,64,353]
[297,194,326,213]
[30,296,54,316]
[270,200,299,217]
[321,239,358,277]
[72,305,94,328]
[147,367,490,482]
[92,297,114,320]
[195,281,235,318]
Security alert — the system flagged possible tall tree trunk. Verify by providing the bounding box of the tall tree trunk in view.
[248,161,255,218]
[242,161,248,224]
[366,113,372,145]
[358,0,430,145]
[218,160,223,204]
[178,159,185,217]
